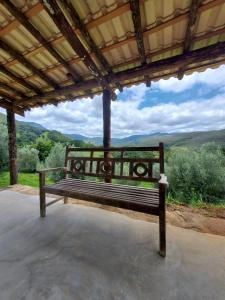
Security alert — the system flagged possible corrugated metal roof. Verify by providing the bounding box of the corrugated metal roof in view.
[0,0,224,112]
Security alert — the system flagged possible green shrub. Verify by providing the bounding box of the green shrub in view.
[45,143,66,182]
[166,143,225,204]
[18,146,39,172]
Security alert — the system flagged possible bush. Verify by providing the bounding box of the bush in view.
[45,143,66,182]
[166,143,225,204]
[18,146,39,172]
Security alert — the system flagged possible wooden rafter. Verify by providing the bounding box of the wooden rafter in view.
[0,64,42,94]
[130,0,146,65]
[41,0,112,92]
[63,0,112,75]
[178,0,202,79]
[62,0,122,92]
[0,39,59,89]
[0,0,223,76]
[184,0,203,53]
[0,82,26,99]
[1,0,81,83]
[16,41,225,107]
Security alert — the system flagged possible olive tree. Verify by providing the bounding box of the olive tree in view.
[18,146,39,172]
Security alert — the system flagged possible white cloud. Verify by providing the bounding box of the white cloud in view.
[154,65,225,93]
[2,65,225,138]
[13,89,225,138]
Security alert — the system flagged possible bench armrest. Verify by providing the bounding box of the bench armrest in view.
[159,173,169,186]
[37,167,67,174]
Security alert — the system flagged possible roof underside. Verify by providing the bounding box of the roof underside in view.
[0,0,225,115]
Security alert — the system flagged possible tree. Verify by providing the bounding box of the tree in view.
[45,143,66,182]
[18,146,39,172]
[34,133,53,162]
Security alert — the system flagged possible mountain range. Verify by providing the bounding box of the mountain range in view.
[1,112,225,147]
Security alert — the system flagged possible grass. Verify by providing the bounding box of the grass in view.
[0,171,53,188]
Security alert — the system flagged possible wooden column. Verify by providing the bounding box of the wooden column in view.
[7,109,18,185]
[102,89,112,183]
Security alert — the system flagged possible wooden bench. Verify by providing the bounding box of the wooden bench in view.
[38,143,168,256]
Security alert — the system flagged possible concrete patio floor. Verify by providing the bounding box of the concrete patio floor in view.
[0,190,224,300]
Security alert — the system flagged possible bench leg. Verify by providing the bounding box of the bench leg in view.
[64,197,68,204]
[39,172,46,217]
[159,210,166,257]
[40,190,46,217]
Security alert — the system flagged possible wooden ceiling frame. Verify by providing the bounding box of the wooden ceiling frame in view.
[42,0,114,90]
[0,0,223,78]
[15,41,225,107]
[0,39,59,90]
[0,0,81,83]
[63,0,123,92]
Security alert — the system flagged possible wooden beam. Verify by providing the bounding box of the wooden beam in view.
[15,41,225,106]
[0,64,42,94]
[0,99,24,116]
[178,0,201,79]
[0,82,26,99]
[184,0,201,53]
[102,89,112,183]
[0,39,59,89]
[130,0,146,65]
[64,0,112,75]
[1,0,81,83]
[41,0,111,91]
[7,108,18,184]
[63,0,122,92]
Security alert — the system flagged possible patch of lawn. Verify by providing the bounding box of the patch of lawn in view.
[0,171,53,188]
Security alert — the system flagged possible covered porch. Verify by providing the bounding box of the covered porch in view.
[0,189,225,299]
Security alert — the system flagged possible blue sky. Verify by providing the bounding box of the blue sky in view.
[2,65,225,138]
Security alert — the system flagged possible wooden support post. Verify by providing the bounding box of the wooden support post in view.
[7,109,17,185]
[159,142,166,257]
[39,172,46,217]
[103,89,112,183]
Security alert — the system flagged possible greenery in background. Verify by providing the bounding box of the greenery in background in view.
[1,112,225,207]
[18,146,39,172]
[0,171,53,188]
[166,143,225,206]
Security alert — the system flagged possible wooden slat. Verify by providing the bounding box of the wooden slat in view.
[44,185,160,215]
[67,157,159,163]
[67,146,160,152]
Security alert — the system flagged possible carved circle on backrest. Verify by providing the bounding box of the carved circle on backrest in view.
[100,161,112,175]
[72,159,85,173]
[133,162,148,177]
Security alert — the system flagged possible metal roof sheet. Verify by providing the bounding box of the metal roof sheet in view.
[0,0,224,113]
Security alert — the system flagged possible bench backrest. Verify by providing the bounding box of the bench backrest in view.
[65,143,164,183]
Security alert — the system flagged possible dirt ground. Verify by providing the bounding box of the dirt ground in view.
[4,184,225,237]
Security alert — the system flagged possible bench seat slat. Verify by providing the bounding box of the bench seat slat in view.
[44,178,160,215]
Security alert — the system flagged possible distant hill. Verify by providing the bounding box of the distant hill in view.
[0,112,72,145]
[1,112,225,148]
[67,130,225,147]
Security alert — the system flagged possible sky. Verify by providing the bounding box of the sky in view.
[2,65,225,138]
